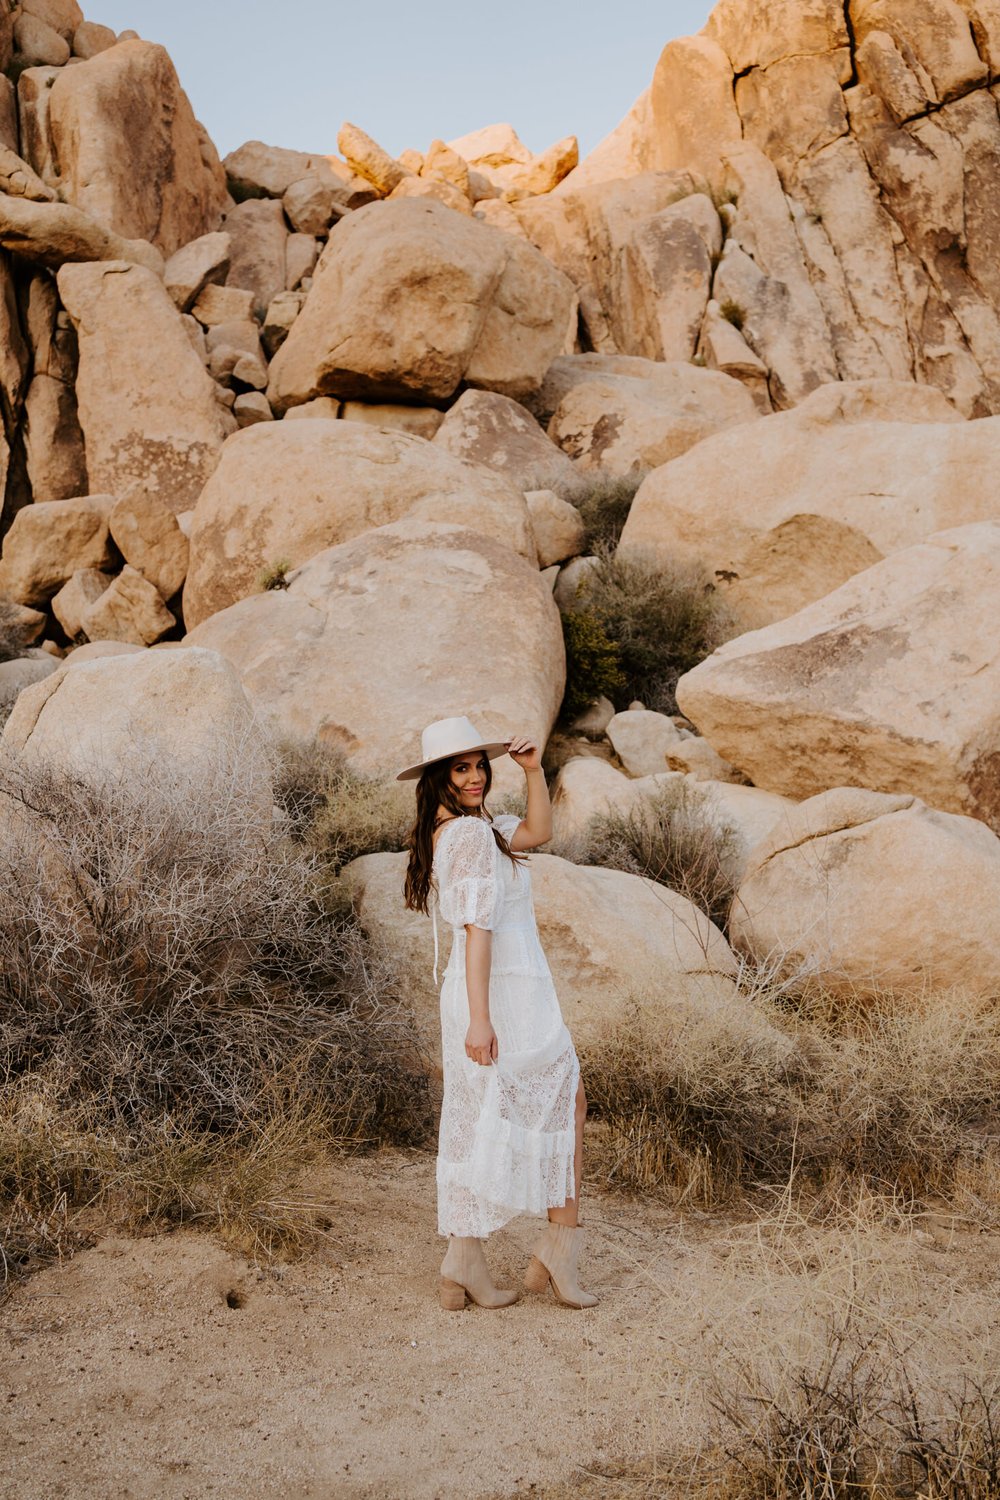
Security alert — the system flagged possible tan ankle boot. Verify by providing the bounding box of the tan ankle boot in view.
[523,1221,598,1308]
[439,1236,519,1310]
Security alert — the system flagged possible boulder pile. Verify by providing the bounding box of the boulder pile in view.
[0,0,997,1007]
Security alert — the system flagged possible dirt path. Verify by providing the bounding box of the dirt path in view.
[3,1150,998,1500]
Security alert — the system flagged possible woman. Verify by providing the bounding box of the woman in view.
[399,715,595,1312]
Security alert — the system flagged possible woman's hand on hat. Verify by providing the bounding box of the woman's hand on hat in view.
[507,735,541,773]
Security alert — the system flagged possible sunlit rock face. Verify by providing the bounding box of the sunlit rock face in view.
[565,0,1000,416]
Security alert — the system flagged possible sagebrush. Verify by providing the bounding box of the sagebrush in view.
[560,545,734,717]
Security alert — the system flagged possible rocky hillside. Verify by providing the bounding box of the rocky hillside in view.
[0,0,998,997]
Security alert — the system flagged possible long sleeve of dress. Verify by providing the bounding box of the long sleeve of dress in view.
[436,817,502,931]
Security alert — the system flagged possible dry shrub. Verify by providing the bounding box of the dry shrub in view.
[0,595,34,663]
[565,779,740,929]
[560,544,735,718]
[571,472,648,550]
[584,974,1000,1212]
[0,749,432,1294]
[701,1313,1000,1499]
[274,735,412,873]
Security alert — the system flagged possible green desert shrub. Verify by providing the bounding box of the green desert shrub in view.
[560,545,735,718]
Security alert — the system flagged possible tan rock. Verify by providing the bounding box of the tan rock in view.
[730,788,1000,998]
[163,231,231,313]
[182,420,537,627]
[607,710,743,783]
[50,565,114,637]
[2,646,268,804]
[0,143,55,201]
[388,174,472,215]
[515,172,713,358]
[0,494,115,604]
[283,174,337,236]
[0,76,16,151]
[57,261,227,516]
[0,193,164,273]
[0,601,46,652]
[189,281,254,328]
[736,52,849,183]
[205,318,261,359]
[13,13,69,66]
[64,638,144,663]
[472,198,528,237]
[508,135,579,196]
[649,34,742,187]
[851,0,987,110]
[553,554,600,612]
[71,20,116,59]
[23,370,87,502]
[339,402,443,439]
[446,123,532,168]
[282,396,341,421]
[42,40,229,256]
[550,756,645,846]
[185,520,564,788]
[0,655,58,715]
[80,564,175,645]
[336,121,411,196]
[550,363,758,479]
[224,139,366,203]
[342,848,775,1060]
[267,198,576,410]
[706,0,849,73]
[20,0,83,42]
[620,409,1000,629]
[223,197,287,320]
[233,392,273,428]
[421,139,470,196]
[432,389,581,497]
[697,302,773,413]
[525,490,585,568]
[677,522,1000,829]
[559,89,654,193]
[261,290,304,357]
[109,489,189,599]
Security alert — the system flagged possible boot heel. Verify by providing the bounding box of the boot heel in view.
[523,1255,551,1294]
[439,1276,468,1310]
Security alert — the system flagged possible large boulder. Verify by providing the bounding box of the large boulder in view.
[266,197,576,411]
[0,494,116,604]
[2,646,269,809]
[185,520,565,787]
[223,198,287,320]
[0,193,164,273]
[516,174,720,361]
[34,40,228,256]
[731,787,1000,998]
[182,420,537,628]
[57,260,228,515]
[621,402,1000,629]
[342,849,785,1062]
[548,362,758,478]
[677,522,1000,830]
[432,389,581,498]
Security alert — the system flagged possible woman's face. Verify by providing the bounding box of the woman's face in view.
[448,751,488,811]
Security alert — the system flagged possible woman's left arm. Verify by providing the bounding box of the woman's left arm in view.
[506,735,551,851]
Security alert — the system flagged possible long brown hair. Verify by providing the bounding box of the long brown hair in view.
[403,752,525,915]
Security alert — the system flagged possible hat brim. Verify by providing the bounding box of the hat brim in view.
[395,741,511,782]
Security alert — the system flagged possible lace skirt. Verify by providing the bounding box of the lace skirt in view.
[436,944,580,1239]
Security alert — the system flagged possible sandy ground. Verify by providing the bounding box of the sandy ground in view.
[3,1149,999,1500]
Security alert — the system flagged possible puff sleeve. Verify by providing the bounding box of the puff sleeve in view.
[436,817,502,931]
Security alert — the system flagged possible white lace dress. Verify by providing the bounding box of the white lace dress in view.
[433,812,580,1239]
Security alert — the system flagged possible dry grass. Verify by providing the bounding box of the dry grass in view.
[0,748,432,1298]
[274,734,412,875]
[584,974,1000,1215]
[571,472,649,550]
[560,778,741,929]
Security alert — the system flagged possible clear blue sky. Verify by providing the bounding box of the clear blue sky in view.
[88,1,716,162]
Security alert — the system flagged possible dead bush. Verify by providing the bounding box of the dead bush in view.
[0,750,432,1293]
[274,735,412,873]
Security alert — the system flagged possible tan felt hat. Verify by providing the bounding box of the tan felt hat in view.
[395,716,510,782]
